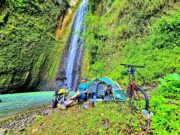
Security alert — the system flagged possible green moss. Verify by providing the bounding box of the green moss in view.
[83,0,180,87]
[43,0,81,82]
[82,1,180,134]
[0,0,69,93]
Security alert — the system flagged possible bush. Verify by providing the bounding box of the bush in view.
[150,74,180,134]
[157,73,180,99]
[82,0,180,86]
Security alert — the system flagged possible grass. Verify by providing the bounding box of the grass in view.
[3,73,180,134]
[81,1,180,134]
[5,102,152,135]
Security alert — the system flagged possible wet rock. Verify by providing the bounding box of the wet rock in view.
[0,106,53,130]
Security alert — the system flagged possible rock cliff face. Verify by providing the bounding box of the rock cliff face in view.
[0,0,69,93]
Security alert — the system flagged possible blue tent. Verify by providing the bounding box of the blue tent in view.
[87,77,126,101]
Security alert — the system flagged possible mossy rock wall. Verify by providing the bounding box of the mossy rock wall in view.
[0,0,69,93]
[82,0,180,87]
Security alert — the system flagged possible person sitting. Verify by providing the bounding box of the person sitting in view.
[105,85,113,96]
[59,77,88,109]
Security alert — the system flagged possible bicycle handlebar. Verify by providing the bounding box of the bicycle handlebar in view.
[120,64,145,68]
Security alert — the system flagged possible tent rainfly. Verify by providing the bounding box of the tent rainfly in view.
[87,77,126,101]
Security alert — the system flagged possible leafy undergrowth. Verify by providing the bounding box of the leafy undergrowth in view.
[81,0,180,86]
[5,102,150,135]
[150,73,180,134]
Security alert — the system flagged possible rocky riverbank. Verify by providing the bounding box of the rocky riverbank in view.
[0,105,54,134]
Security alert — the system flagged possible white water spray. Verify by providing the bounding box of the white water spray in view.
[65,0,88,90]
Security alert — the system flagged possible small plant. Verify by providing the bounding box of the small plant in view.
[35,115,43,122]
[150,74,180,134]
[157,73,180,99]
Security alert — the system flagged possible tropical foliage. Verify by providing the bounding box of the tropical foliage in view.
[1,0,180,134]
[0,0,68,92]
[150,74,180,134]
[81,0,180,134]
[82,0,180,86]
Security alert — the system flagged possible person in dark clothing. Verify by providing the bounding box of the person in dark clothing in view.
[105,85,113,96]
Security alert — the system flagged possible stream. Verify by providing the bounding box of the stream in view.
[0,91,53,121]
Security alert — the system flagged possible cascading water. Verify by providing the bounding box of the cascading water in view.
[64,0,88,91]
[0,0,89,120]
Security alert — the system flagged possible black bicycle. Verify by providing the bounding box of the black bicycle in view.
[121,64,149,112]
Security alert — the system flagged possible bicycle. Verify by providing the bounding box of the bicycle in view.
[120,64,149,112]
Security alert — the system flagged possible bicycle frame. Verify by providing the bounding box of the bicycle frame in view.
[128,67,136,98]
[121,64,149,111]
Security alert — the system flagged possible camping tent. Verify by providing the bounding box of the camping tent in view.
[87,77,126,101]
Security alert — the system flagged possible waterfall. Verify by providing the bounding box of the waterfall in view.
[64,0,88,91]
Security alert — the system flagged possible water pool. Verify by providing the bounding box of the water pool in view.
[0,91,54,120]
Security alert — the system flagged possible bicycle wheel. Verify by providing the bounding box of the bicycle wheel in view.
[130,86,149,112]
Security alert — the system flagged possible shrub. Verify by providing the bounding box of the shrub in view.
[150,74,180,134]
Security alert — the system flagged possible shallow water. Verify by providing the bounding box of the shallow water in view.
[0,91,54,120]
